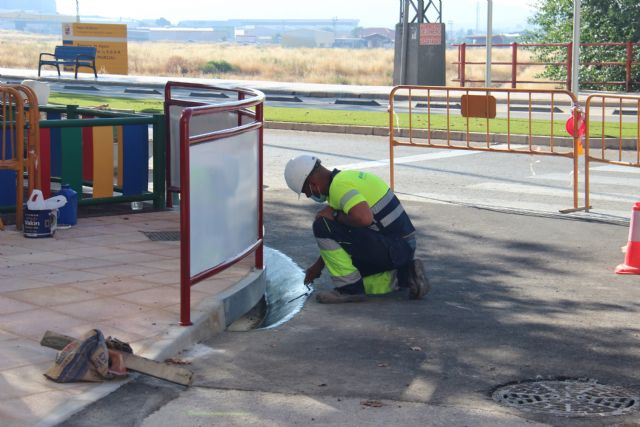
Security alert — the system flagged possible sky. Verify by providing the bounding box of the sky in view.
[55,0,537,31]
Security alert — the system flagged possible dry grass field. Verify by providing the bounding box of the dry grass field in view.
[0,30,548,87]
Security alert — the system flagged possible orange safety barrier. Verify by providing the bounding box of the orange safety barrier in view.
[0,86,26,230]
[388,85,588,212]
[583,94,640,210]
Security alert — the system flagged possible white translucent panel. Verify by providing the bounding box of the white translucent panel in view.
[169,106,244,189]
[169,105,185,189]
[189,130,259,277]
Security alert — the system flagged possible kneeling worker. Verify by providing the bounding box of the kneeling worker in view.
[284,154,430,303]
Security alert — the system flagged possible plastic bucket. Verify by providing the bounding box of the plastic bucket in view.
[23,208,57,238]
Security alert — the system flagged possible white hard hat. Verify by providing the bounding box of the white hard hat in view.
[284,155,320,195]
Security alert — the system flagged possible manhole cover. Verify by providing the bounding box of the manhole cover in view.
[492,378,639,417]
[142,231,180,241]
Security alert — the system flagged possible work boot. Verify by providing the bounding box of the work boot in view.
[315,290,367,304]
[407,259,430,300]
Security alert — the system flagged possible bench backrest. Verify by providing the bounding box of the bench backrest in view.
[54,45,97,60]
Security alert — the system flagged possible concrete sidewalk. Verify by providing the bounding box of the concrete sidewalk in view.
[0,209,263,427]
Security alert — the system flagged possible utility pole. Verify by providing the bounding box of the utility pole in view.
[75,0,80,22]
[571,0,581,94]
[393,0,446,86]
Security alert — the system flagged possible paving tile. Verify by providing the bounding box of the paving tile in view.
[106,240,178,252]
[68,277,161,297]
[4,251,80,264]
[0,309,90,342]
[26,270,107,286]
[0,338,55,371]
[132,270,180,285]
[138,258,180,271]
[42,257,120,270]
[5,285,100,307]
[52,297,153,322]
[114,286,209,310]
[0,295,39,315]
[1,262,69,279]
[80,263,163,278]
[103,251,174,265]
[0,329,20,342]
[59,246,132,258]
[100,308,180,343]
[0,276,60,293]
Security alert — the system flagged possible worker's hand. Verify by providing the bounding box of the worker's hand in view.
[315,206,334,220]
[304,261,323,285]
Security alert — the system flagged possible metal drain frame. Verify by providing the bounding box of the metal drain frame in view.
[491,377,640,418]
[141,231,181,241]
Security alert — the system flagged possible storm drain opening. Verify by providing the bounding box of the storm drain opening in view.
[492,378,639,417]
[228,247,310,331]
[142,231,180,241]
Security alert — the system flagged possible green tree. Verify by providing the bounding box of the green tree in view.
[523,0,640,91]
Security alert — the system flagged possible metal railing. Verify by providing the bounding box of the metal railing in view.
[584,94,640,209]
[454,42,640,92]
[164,81,265,326]
[389,85,587,212]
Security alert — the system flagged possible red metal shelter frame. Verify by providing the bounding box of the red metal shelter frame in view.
[164,81,265,326]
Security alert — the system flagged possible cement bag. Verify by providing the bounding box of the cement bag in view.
[44,329,113,383]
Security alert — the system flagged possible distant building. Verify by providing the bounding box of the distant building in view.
[362,33,393,48]
[334,38,367,49]
[128,27,231,42]
[282,29,334,48]
[355,27,395,42]
[178,18,359,35]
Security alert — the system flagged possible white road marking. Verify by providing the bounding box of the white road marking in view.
[591,164,640,174]
[334,149,482,170]
[468,182,638,202]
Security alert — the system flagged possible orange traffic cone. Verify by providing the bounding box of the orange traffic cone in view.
[616,202,640,275]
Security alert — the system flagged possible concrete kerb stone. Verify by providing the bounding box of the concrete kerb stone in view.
[139,268,266,363]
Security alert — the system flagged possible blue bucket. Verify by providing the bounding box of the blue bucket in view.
[23,208,57,238]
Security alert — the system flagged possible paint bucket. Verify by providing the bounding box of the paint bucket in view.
[23,207,57,238]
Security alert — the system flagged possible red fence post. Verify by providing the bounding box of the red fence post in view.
[459,43,466,87]
[256,103,264,270]
[567,42,573,92]
[511,42,518,88]
[626,41,633,93]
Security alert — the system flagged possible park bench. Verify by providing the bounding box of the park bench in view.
[38,45,98,79]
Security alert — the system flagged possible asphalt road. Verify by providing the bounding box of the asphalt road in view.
[58,129,640,427]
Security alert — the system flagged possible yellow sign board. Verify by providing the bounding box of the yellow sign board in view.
[62,23,128,75]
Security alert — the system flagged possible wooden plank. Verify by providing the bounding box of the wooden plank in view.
[40,330,193,386]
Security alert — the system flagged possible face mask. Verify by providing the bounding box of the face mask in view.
[309,184,327,203]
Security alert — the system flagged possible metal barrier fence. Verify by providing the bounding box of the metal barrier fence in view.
[39,105,165,209]
[454,42,640,91]
[0,85,27,229]
[0,104,166,214]
[164,81,265,326]
[584,94,640,209]
[389,85,587,212]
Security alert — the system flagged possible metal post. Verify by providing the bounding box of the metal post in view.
[400,0,409,84]
[567,42,573,91]
[511,42,518,88]
[485,0,493,87]
[152,114,166,210]
[626,41,633,93]
[571,0,581,94]
[460,43,467,87]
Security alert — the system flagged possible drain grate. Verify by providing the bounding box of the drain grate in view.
[142,231,180,241]
[492,378,639,417]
